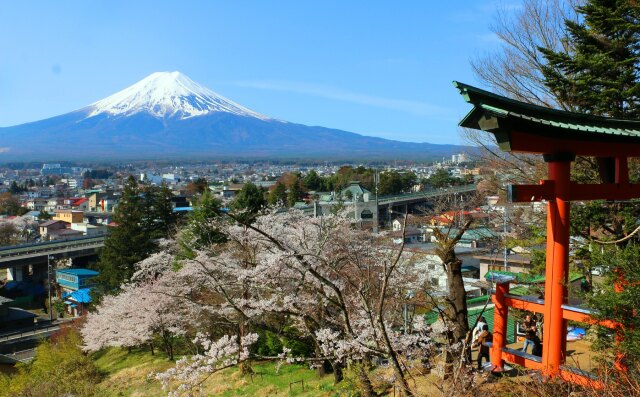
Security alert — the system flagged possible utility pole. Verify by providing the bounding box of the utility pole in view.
[503,202,509,271]
[374,169,379,233]
[47,255,54,322]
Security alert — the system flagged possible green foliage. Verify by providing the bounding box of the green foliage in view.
[0,327,101,397]
[268,182,288,206]
[540,0,640,118]
[0,193,27,216]
[422,169,469,189]
[95,176,156,292]
[287,177,304,207]
[142,182,178,239]
[588,243,640,370]
[378,170,416,195]
[179,190,227,257]
[38,209,52,220]
[328,166,375,192]
[303,169,324,191]
[230,182,266,222]
[253,326,313,358]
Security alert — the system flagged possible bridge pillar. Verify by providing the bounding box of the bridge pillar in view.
[7,266,24,282]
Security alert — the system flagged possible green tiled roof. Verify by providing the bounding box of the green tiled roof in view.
[485,270,585,284]
[454,81,640,147]
[425,297,517,344]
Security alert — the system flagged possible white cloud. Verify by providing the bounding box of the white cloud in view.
[232,80,452,118]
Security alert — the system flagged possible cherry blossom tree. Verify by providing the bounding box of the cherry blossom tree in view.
[84,210,440,396]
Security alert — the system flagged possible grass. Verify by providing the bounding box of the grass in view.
[92,348,176,396]
[91,348,340,397]
[205,362,338,397]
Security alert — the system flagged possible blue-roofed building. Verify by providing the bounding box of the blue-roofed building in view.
[56,268,99,293]
[55,268,98,316]
[61,288,93,316]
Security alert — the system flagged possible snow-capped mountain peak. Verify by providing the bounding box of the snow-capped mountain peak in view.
[87,71,268,120]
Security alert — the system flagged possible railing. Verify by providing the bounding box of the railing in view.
[0,323,61,343]
[0,235,106,262]
[376,184,477,205]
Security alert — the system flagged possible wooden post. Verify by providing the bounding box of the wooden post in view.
[491,281,510,371]
[542,155,572,376]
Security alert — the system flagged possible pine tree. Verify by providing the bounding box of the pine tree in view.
[96,176,155,292]
[540,0,640,118]
[230,182,266,221]
[287,178,303,207]
[145,183,178,239]
[268,182,287,206]
[178,190,226,257]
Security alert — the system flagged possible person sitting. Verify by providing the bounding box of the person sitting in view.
[531,327,542,357]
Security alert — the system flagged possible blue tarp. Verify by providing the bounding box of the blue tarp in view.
[65,288,92,304]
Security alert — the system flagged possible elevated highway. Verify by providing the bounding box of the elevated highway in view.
[0,235,105,270]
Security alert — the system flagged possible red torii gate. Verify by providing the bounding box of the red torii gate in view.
[454,82,639,385]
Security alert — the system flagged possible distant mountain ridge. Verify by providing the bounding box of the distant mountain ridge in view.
[0,71,472,161]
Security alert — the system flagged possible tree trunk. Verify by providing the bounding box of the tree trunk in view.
[332,361,344,384]
[446,256,471,362]
[357,364,375,397]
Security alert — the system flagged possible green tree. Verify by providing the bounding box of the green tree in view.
[144,183,178,239]
[268,182,287,206]
[378,171,415,195]
[425,169,454,189]
[303,169,323,191]
[179,190,226,257]
[589,244,640,370]
[540,1,640,118]
[287,177,304,207]
[0,327,101,397]
[9,181,24,194]
[38,209,52,221]
[96,176,155,292]
[230,182,266,222]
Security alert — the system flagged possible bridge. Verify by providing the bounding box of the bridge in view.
[0,235,105,267]
[0,235,105,281]
[377,184,477,206]
[306,184,477,226]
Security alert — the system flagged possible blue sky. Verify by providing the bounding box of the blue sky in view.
[0,1,515,144]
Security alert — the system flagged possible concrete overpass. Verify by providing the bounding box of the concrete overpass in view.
[0,235,105,281]
[305,184,477,226]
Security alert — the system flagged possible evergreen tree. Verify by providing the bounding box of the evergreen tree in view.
[268,182,287,206]
[230,182,266,222]
[146,183,178,239]
[38,209,52,220]
[303,170,323,191]
[287,178,304,207]
[541,1,640,117]
[178,190,226,257]
[9,181,21,194]
[96,176,155,292]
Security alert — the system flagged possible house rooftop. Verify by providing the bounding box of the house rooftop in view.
[56,268,99,277]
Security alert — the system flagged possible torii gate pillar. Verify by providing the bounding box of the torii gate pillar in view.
[542,153,574,375]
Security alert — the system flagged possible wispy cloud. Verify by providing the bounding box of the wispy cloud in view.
[0,147,10,153]
[231,80,452,118]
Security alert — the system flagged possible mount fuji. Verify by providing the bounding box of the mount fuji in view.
[0,71,469,161]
